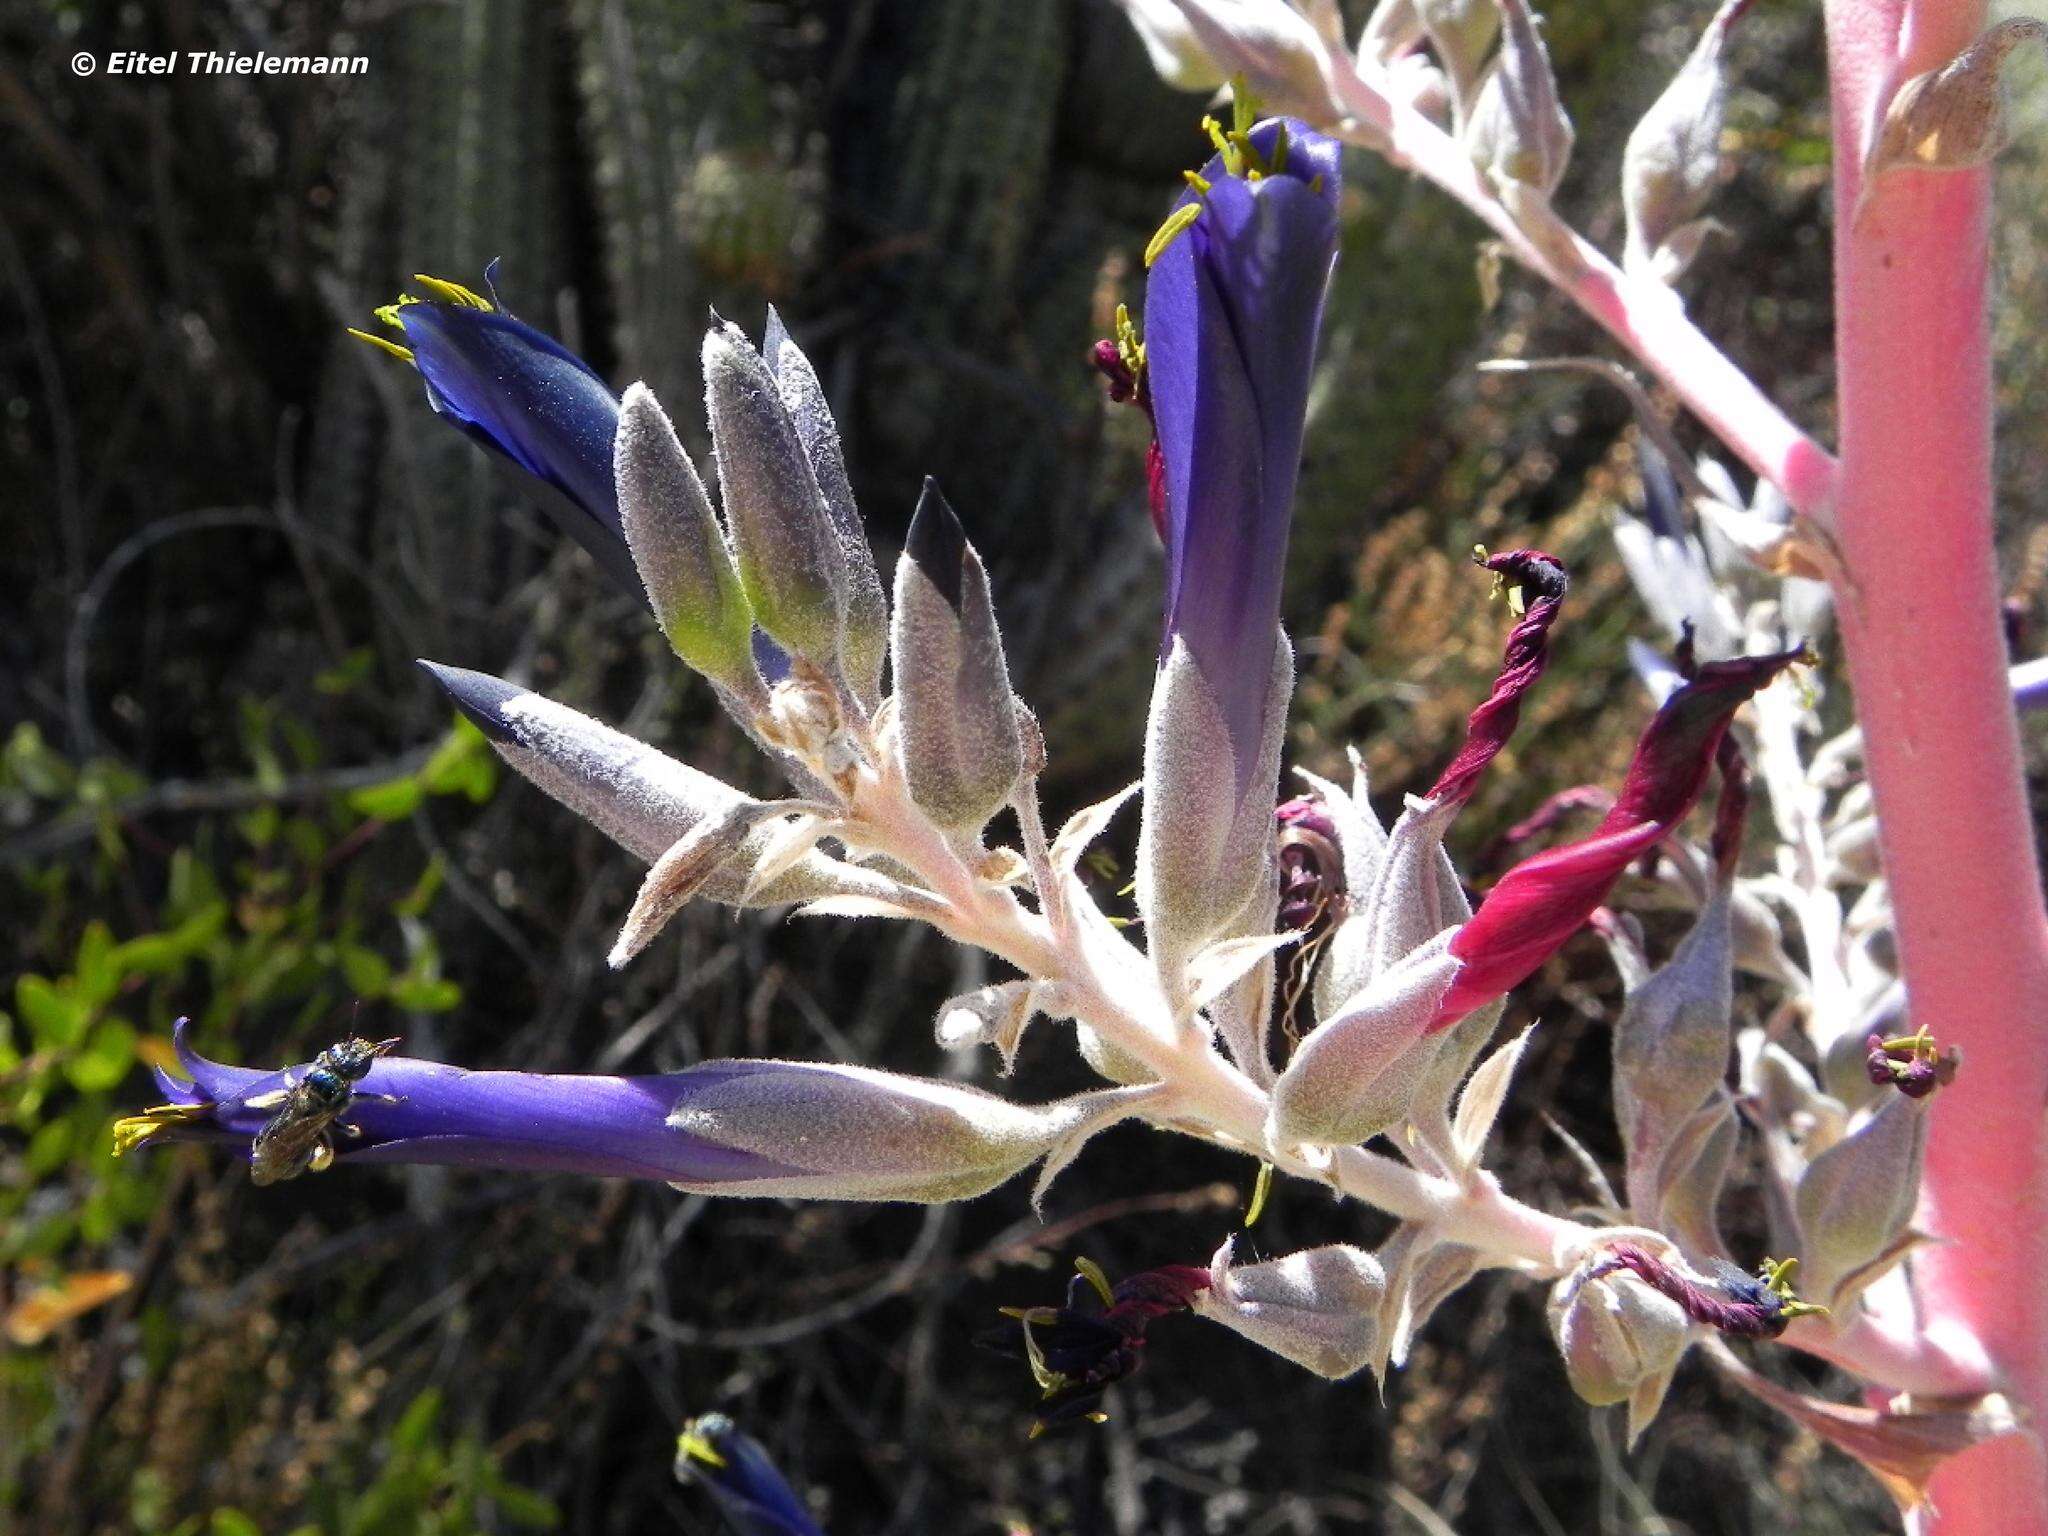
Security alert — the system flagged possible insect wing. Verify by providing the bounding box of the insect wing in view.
[249,1083,342,1186]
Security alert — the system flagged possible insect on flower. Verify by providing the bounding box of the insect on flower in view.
[246,1035,402,1186]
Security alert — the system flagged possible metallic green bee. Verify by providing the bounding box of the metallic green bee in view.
[247,1036,401,1186]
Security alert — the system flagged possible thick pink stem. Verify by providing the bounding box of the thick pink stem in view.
[1825,1,2048,1527]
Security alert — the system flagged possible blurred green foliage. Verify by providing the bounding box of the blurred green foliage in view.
[1,701,502,1528]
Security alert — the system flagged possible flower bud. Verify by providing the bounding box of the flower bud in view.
[1612,886,1733,1216]
[664,1060,1106,1204]
[763,311,889,709]
[1417,0,1499,113]
[1465,0,1575,197]
[418,662,871,908]
[1269,931,1463,1148]
[675,1413,823,1536]
[889,479,1026,832]
[1794,1093,1929,1309]
[1548,1263,1691,1407]
[1622,0,1747,282]
[615,384,760,698]
[1195,1237,1386,1379]
[702,316,846,670]
[1318,795,1466,1020]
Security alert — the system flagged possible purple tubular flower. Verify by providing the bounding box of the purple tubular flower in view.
[128,1021,1102,1202]
[1145,116,1342,799]
[136,1020,796,1185]
[354,263,640,595]
[676,1414,826,1536]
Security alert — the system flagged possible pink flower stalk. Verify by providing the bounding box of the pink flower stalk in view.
[1824,1,2048,1524]
[1432,647,1804,1029]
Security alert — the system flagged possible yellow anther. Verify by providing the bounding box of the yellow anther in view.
[347,328,417,365]
[410,273,493,309]
[1183,169,1212,195]
[675,1430,728,1470]
[1074,1256,1117,1310]
[110,1102,215,1157]
[1113,303,1145,379]
[1144,203,1204,268]
[372,302,407,330]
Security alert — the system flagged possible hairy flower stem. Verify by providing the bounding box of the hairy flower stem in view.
[1825,0,2048,1524]
[1324,64,1836,517]
[845,736,2001,1394]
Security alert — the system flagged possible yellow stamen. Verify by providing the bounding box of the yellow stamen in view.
[1245,1160,1275,1227]
[410,273,494,309]
[676,1430,728,1470]
[110,1102,215,1157]
[1182,169,1212,195]
[1074,1256,1116,1310]
[347,328,416,365]
[1144,203,1203,268]
[372,302,407,330]
[1230,75,1259,137]
[1113,302,1145,379]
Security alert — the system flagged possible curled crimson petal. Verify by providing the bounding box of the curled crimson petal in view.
[1433,646,1806,1029]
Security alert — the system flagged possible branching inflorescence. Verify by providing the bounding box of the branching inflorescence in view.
[115,7,2042,1517]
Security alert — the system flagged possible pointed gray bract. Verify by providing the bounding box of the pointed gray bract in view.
[763,311,889,708]
[702,317,847,671]
[1138,631,1293,1001]
[419,661,862,908]
[1465,0,1575,196]
[889,480,1025,832]
[1269,931,1463,1148]
[1417,0,1500,115]
[1614,886,1735,1218]
[1622,0,1744,281]
[615,384,760,699]
[1318,794,1467,1020]
[1794,1092,1929,1309]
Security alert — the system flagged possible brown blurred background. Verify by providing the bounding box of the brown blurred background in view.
[6,0,2046,1531]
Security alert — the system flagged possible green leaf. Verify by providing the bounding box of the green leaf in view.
[3,722,76,798]
[74,922,122,1008]
[347,777,424,822]
[388,977,461,1014]
[314,647,376,696]
[66,1018,138,1093]
[115,902,230,977]
[392,857,447,919]
[17,975,88,1049]
[338,946,394,998]
[26,1117,74,1177]
[208,1509,262,1536]
[392,1389,443,1454]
